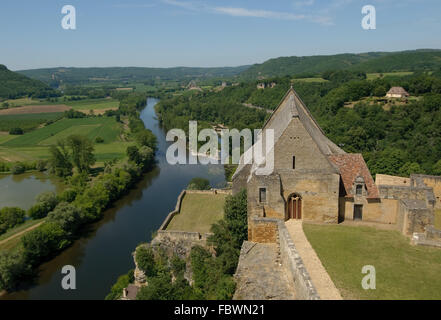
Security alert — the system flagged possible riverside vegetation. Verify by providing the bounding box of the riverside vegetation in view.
[0,92,157,292]
[106,188,247,300]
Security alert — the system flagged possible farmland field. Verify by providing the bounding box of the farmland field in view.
[2,117,121,147]
[4,97,119,113]
[366,71,414,80]
[0,112,63,132]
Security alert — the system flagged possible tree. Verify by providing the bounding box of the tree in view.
[9,127,23,135]
[0,207,26,234]
[28,192,58,219]
[135,245,156,278]
[223,189,248,249]
[0,249,31,291]
[67,135,96,173]
[46,202,83,234]
[433,160,441,176]
[49,139,73,177]
[11,162,25,175]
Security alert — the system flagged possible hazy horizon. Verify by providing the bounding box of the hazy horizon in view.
[1,0,441,70]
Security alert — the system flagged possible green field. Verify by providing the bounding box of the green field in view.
[4,97,119,112]
[304,223,441,300]
[63,98,119,112]
[0,117,132,164]
[166,193,227,233]
[366,71,414,80]
[2,117,120,147]
[0,112,63,132]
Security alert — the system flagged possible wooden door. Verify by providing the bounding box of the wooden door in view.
[287,197,301,220]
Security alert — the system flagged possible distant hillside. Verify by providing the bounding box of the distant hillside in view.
[0,65,56,99]
[240,49,441,79]
[18,66,250,86]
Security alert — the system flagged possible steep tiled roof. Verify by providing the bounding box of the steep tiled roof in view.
[232,87,345,180]
[387,86,409,96]
[328,154,379,199]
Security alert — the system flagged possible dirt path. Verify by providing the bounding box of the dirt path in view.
[0,221,44,246]
[285,220,342,300]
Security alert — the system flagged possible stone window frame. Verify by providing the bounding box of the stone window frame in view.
[259,187,267,204]
[353,176,366,197]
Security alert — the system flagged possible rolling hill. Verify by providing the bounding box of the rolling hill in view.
[239,49,441,79]
[17,66,250,86]
[0,65,56,99]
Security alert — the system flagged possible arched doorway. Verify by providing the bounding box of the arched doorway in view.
[286,193,302,220]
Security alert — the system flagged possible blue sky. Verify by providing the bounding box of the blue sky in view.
[1,0,440,70]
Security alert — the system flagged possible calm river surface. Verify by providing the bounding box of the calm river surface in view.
[1,98,226,300]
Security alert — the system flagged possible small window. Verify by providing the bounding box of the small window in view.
[292,156,296,169]
[356,185,363,196]
[259,188,267,203]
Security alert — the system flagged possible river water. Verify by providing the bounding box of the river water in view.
[1,98,226,300]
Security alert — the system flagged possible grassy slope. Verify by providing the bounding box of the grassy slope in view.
[303,223,441,300]
[0,117,132,163]
[166,193,227,233]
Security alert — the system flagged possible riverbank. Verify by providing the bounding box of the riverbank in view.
[1,98,226,300]
[0,95,157,295]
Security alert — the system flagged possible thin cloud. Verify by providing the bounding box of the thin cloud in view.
[213,7,305,21]
[161,0,332,25]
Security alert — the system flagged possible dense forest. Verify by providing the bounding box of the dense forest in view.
[240,49,441,79]
[156,71,441,178]
[0,65,58,99]
[18,66,249,86]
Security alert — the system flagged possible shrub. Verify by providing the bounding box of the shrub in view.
[0,249,32,291]
[57,188,77,203]
[135,245,156,278]
[187,177,211,190]
[11,162,25,175]
[9,127,23,135]
[95,136,104,143]
[28,192,58,219]
[0,207,26,235]
[105,269,134,300]
[36,160,47,172]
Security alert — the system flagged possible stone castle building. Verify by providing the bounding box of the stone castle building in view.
[232,87,441,244]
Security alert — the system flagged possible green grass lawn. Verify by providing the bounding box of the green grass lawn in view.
[166,193,227,233]
[303,223,441,299]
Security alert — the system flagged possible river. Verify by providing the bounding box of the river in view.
[1,98,226,300]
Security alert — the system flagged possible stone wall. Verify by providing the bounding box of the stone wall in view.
[397,199,434,235]
[412,174,441,209]
[249,217,279,243]
[426,225,441,241]
[158,189,186,231]
[277,221,320,300]
[375,174,410,187]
